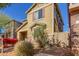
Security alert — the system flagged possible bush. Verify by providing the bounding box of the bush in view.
[14,41,34,56]
[33,26,49,48]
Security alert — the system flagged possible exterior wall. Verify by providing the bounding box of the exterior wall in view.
[4,20,21,38]
[53,32,69,47]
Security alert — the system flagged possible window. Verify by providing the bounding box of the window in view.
[75,14,79,24]
[34,9,44,20]
[76,21,79,24]
[34,11,38,20]
[39,9,43,19]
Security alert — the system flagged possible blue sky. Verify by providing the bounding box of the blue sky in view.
[0,3,33,22]
[0,3,68,32]
[58,3,69,32]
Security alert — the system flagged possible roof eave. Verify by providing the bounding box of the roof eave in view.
[16,21,28,32]
[25,4,37,14]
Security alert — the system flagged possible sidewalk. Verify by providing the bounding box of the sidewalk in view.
[0,47,15,56]
[0,51,15,56]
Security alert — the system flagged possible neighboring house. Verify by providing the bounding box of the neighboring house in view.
[69,4,79,51]
[69,4,79,40]
[4,20,22,38]
[69,3,79,32]
[16,3,63,43]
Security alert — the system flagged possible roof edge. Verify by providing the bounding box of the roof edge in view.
[16,21,28,32]
[25,3,37,14]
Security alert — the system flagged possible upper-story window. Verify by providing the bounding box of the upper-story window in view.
[34,9,44,20]
[75,14,79,24]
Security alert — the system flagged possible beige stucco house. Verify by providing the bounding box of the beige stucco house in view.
[16,3,64,47]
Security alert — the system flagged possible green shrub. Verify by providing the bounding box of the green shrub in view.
[14,41,34,56]
[33,26,49,48]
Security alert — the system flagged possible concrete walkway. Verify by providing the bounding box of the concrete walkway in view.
[34,53,53,56]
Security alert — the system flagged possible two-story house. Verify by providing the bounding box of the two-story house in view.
[16,3,63,43]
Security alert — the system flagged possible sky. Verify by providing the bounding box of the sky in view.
[58,3,69,32]
[0,3,33,22]
[0,3,68,32]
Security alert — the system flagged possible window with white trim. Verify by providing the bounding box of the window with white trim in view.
[34,9,44,20]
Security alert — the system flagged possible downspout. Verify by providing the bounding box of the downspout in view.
[52,4,54,35]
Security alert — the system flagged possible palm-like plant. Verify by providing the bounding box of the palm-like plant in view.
[33,25,49,48]
[0,14,11,26]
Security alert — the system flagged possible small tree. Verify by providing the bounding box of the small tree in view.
[33,25,49,48]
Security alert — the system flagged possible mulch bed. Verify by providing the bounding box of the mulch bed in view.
[0,47,72,56]
[36,47,71,56]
